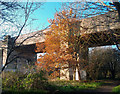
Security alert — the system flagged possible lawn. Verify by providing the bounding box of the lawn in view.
[48,80,103,93]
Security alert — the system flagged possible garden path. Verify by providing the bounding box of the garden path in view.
[78,80,120,94]
[95,80,120,92]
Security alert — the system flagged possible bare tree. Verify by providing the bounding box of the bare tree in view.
[0,1,45,72]
[89,47,120,79]
[0,1,22,25]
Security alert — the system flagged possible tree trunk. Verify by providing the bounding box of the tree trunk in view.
[76,66,81,80]
[78,68,81,80]
[73,68,76,80]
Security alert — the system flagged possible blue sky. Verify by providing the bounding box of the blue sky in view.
[30,2,62,31]
[0,2,62,39]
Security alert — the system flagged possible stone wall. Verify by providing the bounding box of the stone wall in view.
[60,64,70,80]
[5,45,37,72]
[1,35,37,72]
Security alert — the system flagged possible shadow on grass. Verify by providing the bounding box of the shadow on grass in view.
[2,89,48,94]
[2,88,119,94]
[2,91,118,94]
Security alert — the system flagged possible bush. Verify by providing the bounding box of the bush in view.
[112,85,120,93]
[2,70,48,90]
[22,70,48,90]
[2,71,26,89]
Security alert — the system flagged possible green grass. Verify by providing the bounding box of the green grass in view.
[2,80,103,93]
[112,85,120,93]
[48,80,103,93]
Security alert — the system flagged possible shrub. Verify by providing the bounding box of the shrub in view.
[2,71,26,89]
[112,85,120,93]
[22,70,48,90]
[2,70,48,90]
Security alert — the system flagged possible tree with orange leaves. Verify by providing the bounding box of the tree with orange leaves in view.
[36,9,89,80]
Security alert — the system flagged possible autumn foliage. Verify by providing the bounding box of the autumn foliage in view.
[35,9,88,79]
